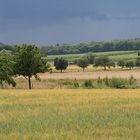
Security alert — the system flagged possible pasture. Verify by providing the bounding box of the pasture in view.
[0,89,140,140]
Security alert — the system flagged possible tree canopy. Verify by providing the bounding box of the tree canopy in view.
[77,57,89,71]
[0,50,16,88]
[94,56,111,70]
[14,44,49,89]
[41,38,140,55]
[54,57,68,72]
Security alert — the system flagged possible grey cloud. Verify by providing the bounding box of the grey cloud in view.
[1,0,140,45]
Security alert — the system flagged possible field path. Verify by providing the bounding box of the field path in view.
[39,69,140,80]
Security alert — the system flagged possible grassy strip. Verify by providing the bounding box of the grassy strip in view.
[2,77,138,89]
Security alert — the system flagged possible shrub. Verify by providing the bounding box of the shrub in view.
[128,75,136,86]
[110,78,127,88]
[103,77,110,87]
[83,80,93,88]
[73,79,79,88]
[97,77,103,86]
[58,79,73,86]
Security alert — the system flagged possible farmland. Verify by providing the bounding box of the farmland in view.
[1,45,140,140]
[0,89,140,140]
[46,50,139,62]
[39,69,140,80]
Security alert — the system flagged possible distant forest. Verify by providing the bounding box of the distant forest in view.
[41,38,140,55]
[0,43,14,51]
[1,38,140,55]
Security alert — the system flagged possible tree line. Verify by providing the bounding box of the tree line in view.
[53,53,140,72]
[0,42,15,51]
[41,38,140,55]
[1,38,140,55]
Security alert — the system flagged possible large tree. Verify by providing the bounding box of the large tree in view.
[0,50,16,88]
[14,44,48,89]
[54,57,68,72]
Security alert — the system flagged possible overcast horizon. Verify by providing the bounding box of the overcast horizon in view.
[1,0,140,46]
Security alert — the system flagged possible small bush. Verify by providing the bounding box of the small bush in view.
[73,79,79,88]
[110,78,127,88]
[58,79,73,86]
[83,80,93,88]
[103,77,110,87]
[96,76,137,89]
[97,77,103,86]
[128,75,136,86]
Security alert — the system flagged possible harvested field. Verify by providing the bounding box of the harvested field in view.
[39,69,140,80]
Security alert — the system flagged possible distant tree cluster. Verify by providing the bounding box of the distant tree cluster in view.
[41,38,140,55]
[76,54,115,71]
[117,58,140,69]
[2,38,140,56]
[0,43,15,51]
[94,56,115,70]
[76,53,140,71]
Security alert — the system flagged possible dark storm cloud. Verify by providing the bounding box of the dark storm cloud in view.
[0,0,140,45]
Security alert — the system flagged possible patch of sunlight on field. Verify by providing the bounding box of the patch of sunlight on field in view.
[0,89,140,140]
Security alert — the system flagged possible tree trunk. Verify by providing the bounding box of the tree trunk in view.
[83,68,85,72]
[0,80,3,89]
[28,76,32,89]
[104,66,106,70]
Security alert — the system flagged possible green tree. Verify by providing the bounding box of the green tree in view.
[125,61,135,69]
[54,57,68,72]
[117,60,126,69]
[107,60,115,69]
[77,57,89,71]
[85,53,96,64]
[0,50,16,88]
[136,57,140,67]
[14,44,49,89]
[94,56,110,70]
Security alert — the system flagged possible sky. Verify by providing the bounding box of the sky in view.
[0,0,140,46]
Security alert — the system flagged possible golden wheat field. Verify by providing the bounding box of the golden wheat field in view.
[0,89,140,140]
